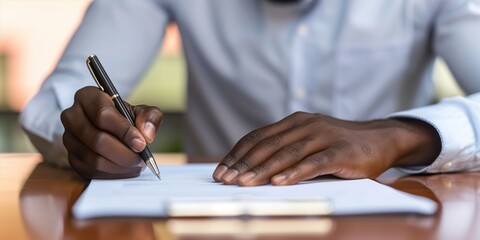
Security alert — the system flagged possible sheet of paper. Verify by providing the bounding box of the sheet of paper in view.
[72,164,436,219]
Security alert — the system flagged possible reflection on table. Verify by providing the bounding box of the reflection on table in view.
[13,154,480,240]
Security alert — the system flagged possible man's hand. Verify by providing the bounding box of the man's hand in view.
[213,112,441,186]
[60,86,163,179]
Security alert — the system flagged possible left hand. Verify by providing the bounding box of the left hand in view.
[212,112,440,186]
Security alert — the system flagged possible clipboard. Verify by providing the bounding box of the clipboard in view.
[167,199,332,217]
[72,164,437,219]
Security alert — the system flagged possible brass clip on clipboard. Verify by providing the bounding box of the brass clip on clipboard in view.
[166,198,333,217]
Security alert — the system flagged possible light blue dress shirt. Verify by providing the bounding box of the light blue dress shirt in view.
[20,0,480,173]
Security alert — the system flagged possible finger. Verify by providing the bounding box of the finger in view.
[271,148,341,186]
[132,104,163,143]
[68,152,142,179]
[63,130,144,174]
[213,113,306,181]
[236,139,325,186]
[75,87,147,152]
[219,114,338,185]
[68,150,96,179]
[219,125,315,185]
[61,105,144,168]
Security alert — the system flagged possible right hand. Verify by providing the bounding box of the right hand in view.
[60,86,163,179]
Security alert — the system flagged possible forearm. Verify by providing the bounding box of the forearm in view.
[410,0,480,173]
[23,127,69,168]
[19,91,69,168]
[390,94,480,173]
[19,0,171,167]
[63,0,170,96]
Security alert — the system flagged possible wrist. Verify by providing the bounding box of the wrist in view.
[385,118,441,167]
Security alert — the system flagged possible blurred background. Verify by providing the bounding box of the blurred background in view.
[0,0,463,153]
[0,0,186,153]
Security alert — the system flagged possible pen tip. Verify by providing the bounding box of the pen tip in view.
[156,174,161,181]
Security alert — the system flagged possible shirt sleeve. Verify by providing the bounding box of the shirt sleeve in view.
[390,0,480,173]
[19,0,170,167]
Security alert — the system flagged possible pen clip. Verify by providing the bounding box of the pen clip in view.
[86,57,105,92]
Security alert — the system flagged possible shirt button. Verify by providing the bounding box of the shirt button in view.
[441,162,453,171]
[297,24,309,37]
[295,87,306,99]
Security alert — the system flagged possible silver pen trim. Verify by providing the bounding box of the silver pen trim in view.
[145,157,161,180]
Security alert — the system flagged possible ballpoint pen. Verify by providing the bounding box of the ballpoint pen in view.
[86,54,161,180]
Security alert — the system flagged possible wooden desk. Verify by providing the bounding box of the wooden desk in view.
[1,153,479,240]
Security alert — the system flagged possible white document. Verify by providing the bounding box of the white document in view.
[72,164,436,219]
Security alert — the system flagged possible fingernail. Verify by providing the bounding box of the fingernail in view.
[238,171,256,185]
[143,122,156,143]
[131,138,146,152]
[272,174,287,185]
[222,169,239,183]
[213,165,228,181]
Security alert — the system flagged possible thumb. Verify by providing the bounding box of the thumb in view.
[131,104,164,144]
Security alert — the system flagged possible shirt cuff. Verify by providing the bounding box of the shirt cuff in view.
[388,96,479,174]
